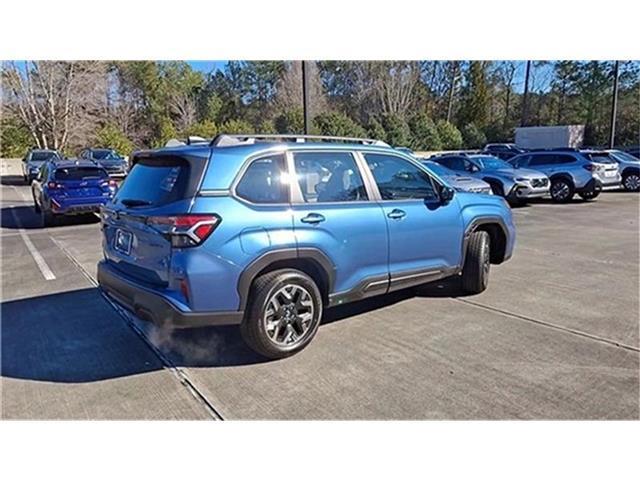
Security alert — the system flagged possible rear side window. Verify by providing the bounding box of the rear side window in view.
[30,151,58,162]
[364,153,438,201]
[529,154,555,166]
[54,167,107,180]
[293,151,368,203]
[439,156,467,171]
[115,159,191,207]
[235,154,288,204]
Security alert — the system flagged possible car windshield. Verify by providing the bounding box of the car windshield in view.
[609,151,640,163]
[54,167,108,181]
[472,156,513,170]
[422,161,453,177]
[30,151,58,162]
[92,149,120,160]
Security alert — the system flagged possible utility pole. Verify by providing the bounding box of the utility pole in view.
[609,60,620,148]
[521,60,531,127]
[302,61,311,134]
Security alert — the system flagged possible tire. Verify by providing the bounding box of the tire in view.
[622,172,640,192]
[461,231,491,294]
[32,192,41,213]
[41,206,57,227]
[550,178,575,203]
[579,190,600,201]
[241,269,323,359]
[486,180,504,197]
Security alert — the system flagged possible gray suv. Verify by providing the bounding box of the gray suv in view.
[582,150,639,192]
[21,149,62,184]
[509,150,621,202]
[432,154,549,205]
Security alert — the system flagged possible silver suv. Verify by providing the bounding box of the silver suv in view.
[509,150,621,202]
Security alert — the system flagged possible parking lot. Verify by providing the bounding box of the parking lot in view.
[1,158,638,420]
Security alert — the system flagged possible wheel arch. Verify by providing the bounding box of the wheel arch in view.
[237,248,335,310]
[464,217,508,265]
[549,172,575,187]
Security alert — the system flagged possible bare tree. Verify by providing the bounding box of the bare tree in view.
[2,61,108,151]
[372,61,421,117]
[274,61,327,116]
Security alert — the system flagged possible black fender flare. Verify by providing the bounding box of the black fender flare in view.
[237,247,335,311]
[462,216,510,265]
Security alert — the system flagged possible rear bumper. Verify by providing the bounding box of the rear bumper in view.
[576,178,603,194]
[97,260,244,328]
[50,196,111,215]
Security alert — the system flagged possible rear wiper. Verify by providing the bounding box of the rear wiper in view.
[120,198,152,207]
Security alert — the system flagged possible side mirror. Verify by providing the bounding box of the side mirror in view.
[440,186,455,203]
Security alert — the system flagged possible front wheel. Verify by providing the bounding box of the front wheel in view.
[622,172,640,192]
[461,231,491,294]
[241,269,323,359]
[550,178,575,203]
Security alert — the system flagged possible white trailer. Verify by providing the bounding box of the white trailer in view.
[515,125,585,149]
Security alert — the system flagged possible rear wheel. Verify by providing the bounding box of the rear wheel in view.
[241,269,323,359]
[622,172,640,192]
[550,178,574,203]
[461,231,491,294]
[579,189,600,201]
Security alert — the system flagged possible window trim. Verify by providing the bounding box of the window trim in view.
[287,149,377,205]
[359,151,443,204]
[230,151,292,206]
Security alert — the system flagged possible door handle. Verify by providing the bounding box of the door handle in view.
[301,213,326,224]
[387,208,406,220]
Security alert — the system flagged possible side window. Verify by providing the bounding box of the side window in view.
[513,155,530,168]
[556,154,576,164]
[449,157,468,171]
[529,154,554,167]
[363,153,438,201]
[292,151,368,203]
[235,154,289,204]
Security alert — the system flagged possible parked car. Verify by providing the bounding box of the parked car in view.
[482,143,526,160]
[581,150,640,192]
[431,153,549,205]
[421,160,493,195]
[32,159,118,226]
[508,150,621,202]
[79,148,128,177]
[97,134,516,359]
[21,149,62,184]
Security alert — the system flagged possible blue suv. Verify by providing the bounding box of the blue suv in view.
[97,135,516,358]
[32,159,118,226]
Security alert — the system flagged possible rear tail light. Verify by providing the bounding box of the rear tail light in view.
[101,179,118,189]
[47,181,62,189]
[146,214,220,247]
[582,164,595,172]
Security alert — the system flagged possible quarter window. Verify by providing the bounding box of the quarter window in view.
[363,153,438,201]
[236,154,289,204]
[292,151,368,203]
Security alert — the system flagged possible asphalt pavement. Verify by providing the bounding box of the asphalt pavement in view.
[1,159,638,419]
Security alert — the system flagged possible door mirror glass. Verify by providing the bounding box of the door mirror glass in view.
[440,186,455,203]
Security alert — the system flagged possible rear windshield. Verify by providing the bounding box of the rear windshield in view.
[54,167,108,181]
[114,159,190,207]
[92,149,120,160]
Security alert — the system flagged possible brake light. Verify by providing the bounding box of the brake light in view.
[101,179,118,188]
[146,214,220,247]
[47,181,61,189]
[582,164,595,172]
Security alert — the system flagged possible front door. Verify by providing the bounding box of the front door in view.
[361,152,464,290]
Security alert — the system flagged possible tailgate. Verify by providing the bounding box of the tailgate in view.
[101,151,209,286]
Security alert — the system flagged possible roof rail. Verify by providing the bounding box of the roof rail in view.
[210,134,390,147]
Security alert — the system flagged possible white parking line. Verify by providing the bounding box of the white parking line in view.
[9,206,56,281]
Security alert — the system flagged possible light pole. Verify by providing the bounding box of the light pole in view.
[302,61,311,134]
[609,60,620,149]
[521,61,531,127]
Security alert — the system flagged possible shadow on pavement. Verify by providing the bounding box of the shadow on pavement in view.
[1,175,27,187]
[2,277,476,381]
[1,205,100,230]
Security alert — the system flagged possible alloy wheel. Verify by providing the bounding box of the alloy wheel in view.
[624,174,640,191]
[263,284,315,347]
[551,181,570,201]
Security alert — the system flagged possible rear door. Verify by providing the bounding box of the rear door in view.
[102,153,207,286]
[289,150,389,299]
[361,152,464,288]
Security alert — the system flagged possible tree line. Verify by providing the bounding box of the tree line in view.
[1,60,638,157]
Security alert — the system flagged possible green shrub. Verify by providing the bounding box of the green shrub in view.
[313,112,367,138]
[436,120,463,150]
[95,124,134,156]
[408,113,442,151]
[380,114,411,147]
[275,108,304,134]
[460,123,487,149]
